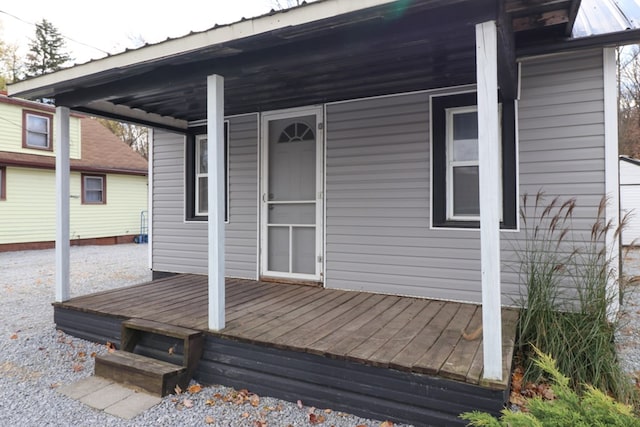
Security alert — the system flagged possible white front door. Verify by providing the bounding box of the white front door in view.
[260,107,324,282]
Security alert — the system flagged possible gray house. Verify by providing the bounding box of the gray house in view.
[9,0,640,424]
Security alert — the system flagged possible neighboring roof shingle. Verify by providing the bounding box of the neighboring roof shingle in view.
[78,117,148,173]
[0,115,148,176]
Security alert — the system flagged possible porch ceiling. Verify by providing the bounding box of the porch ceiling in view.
[8,0,583,130]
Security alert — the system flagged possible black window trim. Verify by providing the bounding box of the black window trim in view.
[431,91,517,230]
[185,121,229,222]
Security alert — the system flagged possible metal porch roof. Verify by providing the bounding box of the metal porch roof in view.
[8,0,623,131]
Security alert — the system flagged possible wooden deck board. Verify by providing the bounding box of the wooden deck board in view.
[367,300,443,367]
[55,274,517,389]
[439,306,483,382]
[347,298,427,366]
[307,294,399,356]
[332,298,414,359]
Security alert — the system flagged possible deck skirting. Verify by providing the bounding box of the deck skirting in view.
[54,306,507,426]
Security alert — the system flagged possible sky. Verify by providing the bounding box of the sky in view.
[0,0,282,65]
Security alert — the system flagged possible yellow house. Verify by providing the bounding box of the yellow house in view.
[0,93,148,251]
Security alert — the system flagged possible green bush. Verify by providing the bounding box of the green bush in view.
[514,194,634,403]
[460,348,640,426]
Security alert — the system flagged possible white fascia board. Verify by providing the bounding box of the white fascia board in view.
[8,0,397,98]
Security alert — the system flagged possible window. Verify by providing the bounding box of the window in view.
[0,167,5,201]
[186,121,229,222]
[82,174,106,204]
[431,92,516,229]
[23,110,53,151]
[447,106,480,220]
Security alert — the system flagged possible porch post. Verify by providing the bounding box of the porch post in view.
[476,20,502,381]
[207,74,225,330]
[54,106,71,302]
[603,47,620,318]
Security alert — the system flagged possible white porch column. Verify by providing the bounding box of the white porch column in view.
[603,47,620,318]
[54,106,71,302]
[207,74,226,330]
[476,20,502,381]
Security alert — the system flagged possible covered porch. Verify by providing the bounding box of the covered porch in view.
[54,274,517,425]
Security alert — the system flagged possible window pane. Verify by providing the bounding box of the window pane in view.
[85,177,103,190]
[199,139,208,173]
[198,177,208,213]
[292,227,315,274]
[453,111,478,140]
[268,226,289,272]
[27,132,48,147]
[27,115,48,133]
[268,203,315,224]
[453,138,478,162]
[453,166,479,216]
[85,190,103,202]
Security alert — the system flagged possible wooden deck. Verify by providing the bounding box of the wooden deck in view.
[54,274,518,425]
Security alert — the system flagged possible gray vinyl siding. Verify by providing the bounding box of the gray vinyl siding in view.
[152,114,258,278]
[325,48,606,303]
[502,49,606,301]
[325,93,484,302]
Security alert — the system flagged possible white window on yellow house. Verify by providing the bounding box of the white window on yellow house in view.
[82,174,106,204]
[22,110,53,151]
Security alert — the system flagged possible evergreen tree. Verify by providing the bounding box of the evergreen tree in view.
[25,19,72,77]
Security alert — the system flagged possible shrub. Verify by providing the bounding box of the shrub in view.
[460,348,640,426]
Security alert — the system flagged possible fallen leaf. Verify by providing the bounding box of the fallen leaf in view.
[276,404,283,411]
[308,406,316,414]
[106,342,116,353]
[205,416,215,424]
[10,333,18,340]
[72,364,84,372]
[241,412,250,418]
[214,393,223,399]
[509,392,527,408]
[297,399,304,409]
[50,383,59,389]
[250,394,260,407]
[174,385,183,395]
[309,413,326,424]
[380,422,394,427]
[205,399,216,406]
[77,351,86,358]
[188,384,202,394]
[356,425,367,427]
[324,409,332,414]
[38,347,46,351]
[182,398,193,408]
[254,421,267,427]
[168,344,176,355]
[90,352,96,358]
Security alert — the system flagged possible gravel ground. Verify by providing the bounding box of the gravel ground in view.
[617,247,640,376]
[0,244,407,427]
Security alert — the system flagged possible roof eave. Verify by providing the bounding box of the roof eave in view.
[7,0,400,100]
[517,27,640,58]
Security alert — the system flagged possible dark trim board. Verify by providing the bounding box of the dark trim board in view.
[54,306,508,426]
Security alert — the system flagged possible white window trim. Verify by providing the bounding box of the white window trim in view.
[195,134,208,216]
[445,105,504,223]
[193,122,230,222]
[25,112,51,149]
[446,105,480,221]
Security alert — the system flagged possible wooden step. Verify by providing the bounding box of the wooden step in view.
[120,318,204,373]
[95,350,186,396]
[122,318,202,340]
